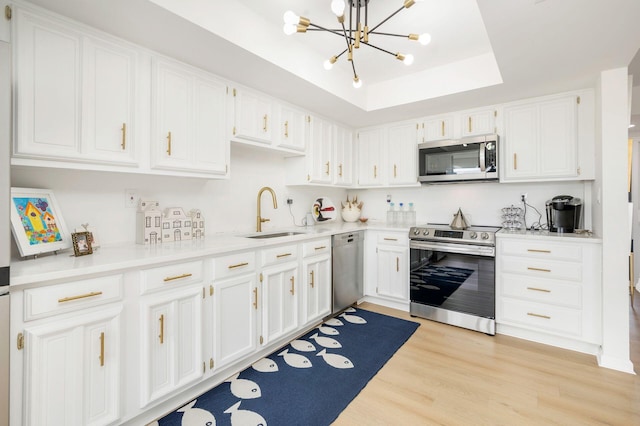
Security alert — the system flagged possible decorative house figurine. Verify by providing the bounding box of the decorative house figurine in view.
[189,209,205,239]
[161,207,191,242]
[136,200,163,245]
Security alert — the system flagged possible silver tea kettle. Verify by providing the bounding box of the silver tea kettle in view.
[450,208,469,230]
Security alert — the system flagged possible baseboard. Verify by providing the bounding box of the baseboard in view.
[597,350,636,375]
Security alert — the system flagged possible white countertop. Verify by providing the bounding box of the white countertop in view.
[10,221,410,288]
[496,228,602,243]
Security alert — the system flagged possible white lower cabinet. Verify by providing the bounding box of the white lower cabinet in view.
[23,305,122,426]
[139,284,203,407]
[260,261,299,346]
[301,239,332,325]
[363,231,410,310]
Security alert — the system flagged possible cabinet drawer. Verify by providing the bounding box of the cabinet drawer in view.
[24,275,123,321]
[141,260,204,294]
[302,238,331,258]
[499,255,582,282]
[499,239,582,262]
[377,233,408,246]
[501,273,581,308]
[213,251,256,280]
[261,244,298,267]
[500,298,581,337]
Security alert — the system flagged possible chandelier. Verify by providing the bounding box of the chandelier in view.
[283,0,431,88]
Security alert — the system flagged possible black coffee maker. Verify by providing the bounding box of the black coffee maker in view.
[545,195,582,233]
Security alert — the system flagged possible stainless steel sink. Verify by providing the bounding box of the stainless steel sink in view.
[244,231,305,239]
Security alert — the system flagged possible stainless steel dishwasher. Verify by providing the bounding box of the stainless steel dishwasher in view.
[332,231,364,314]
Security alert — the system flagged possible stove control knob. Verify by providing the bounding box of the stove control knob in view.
[481,232,489,240]
[423,230,430,236]
[413,229,420,235]
[470,231,478,239]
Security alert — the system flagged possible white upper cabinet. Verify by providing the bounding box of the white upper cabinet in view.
[460,108,497,137]
[357,127,385,186]
[387,121,418,185]
[276,104,307,152]
[13,7,139,166]
[420,115,454,143]
[151,57,228,176]
[333,125,354,186]
[307,115,334,184]
[502,92,583,181]
[231,87,273,144]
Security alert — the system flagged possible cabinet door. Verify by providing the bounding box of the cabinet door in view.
[153,60,191,170]
[461,109,496,137]
[260,262,299,346]
[24,305,121,426]
[233,89,273,143]
[140,285,203,406]
[538,97,578,178]
[308,116,334,183]
[215,273,258,368]
[82,37,138,165]
[422,116,453,142]
[334,125,353,186]
[503,104,538,179]
[192,77,228,175]
[376,245,409,302]
[277,105,307,151]
[14,9,81,159]
[302,256,331,325]
[357,128,384,186]
[387,122,417,185]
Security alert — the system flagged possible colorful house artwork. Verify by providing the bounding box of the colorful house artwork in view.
[136,200,163,245]
[13,197,62,245]
[161,207,192,242]
[189,209,205,239]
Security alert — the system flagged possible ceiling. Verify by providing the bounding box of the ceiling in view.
[23,0,640,129]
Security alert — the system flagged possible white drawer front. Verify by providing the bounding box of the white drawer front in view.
[24,275,123,321]
[141,260,204,294]
[501,273,582,308]
[499,239,582,262]
[499,255,582,282]
[377,233,408,246]
[500,298,582,337]
[213,251,256,280]
[302,238,331,258]
[260,244,298,267]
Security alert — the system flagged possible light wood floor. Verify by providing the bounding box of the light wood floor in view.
[334,300,640,425]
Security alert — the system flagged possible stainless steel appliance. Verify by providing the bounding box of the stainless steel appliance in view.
[331,231,364,314]
[418,134,499,183]
[409,224,499,334]
[545,195,583,233]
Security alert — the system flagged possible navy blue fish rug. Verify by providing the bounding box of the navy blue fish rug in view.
[153,307,419,426]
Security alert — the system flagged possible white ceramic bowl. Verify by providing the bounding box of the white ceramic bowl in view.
[341,208,361,222]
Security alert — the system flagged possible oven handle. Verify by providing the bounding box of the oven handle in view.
[410,240,495,257]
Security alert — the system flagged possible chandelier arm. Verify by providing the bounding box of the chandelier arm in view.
[339,20,351,52]
[360,41,396,57]
[367,5,406,34]
[335,48,349,59]
[368,31,410,38]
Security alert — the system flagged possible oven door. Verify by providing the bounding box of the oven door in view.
[409,241,495,320]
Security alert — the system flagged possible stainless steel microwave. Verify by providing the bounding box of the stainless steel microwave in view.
[417,134,499,183]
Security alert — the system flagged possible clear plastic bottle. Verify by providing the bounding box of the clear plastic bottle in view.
[398,203,405,227]
[387,202,395,225]
[407,202,416,226]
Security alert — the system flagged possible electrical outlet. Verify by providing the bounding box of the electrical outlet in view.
[287,198,293,205]
[386,194,392,203]
[125,189,138,208]
[520,193,527,202]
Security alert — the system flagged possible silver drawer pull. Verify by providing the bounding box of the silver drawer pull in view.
[527,312,551,320]
[228,262,249,269]
[384,238,398,241]
[527,287,551,293]
[527,267,551,273]
[163,273,193,282]
[58,291,103,303]
[314,246,326,250]
[276,253,292,258]
[527,249,551,253]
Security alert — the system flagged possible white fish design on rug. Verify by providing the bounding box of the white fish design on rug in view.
[316,349,354,369]
[251,357,279,373]
[340,313,367,324]
[177,400,216,425]
[324,318,344,326]
[223,401,267,426]
[309,333,342,349]
[344,307,357,313]
[290,339,316,352]
[278,349,312,368]
[224,373,262,399]
[317,325,339,335]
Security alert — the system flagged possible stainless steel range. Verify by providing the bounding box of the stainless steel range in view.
[408,224,500,335]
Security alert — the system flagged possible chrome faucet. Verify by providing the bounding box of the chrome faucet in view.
[256,186,278,232]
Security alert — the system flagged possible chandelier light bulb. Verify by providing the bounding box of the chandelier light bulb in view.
[353,77,362,89]
[331,0,346,17]
[283,23,297,35]
[283,10,300,25]
[418,33,431,46]
[323,59,334,70]
[403,54,414,65]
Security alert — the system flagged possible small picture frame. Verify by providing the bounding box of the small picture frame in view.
[71,232,93,257]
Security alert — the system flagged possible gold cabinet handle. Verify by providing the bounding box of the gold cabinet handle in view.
[166,131,172,156]
[325,161,330,176]
[441,120,445,136]
[396,257,399,272]
[468,116,472,133]
[527,267,551,273]
[159,314,164,344]
[310,270,315,288]
[228,262,249,269]
[290,276,295,295]
[163,273,193,282]
[210,285,214,296]
[514,153,517,170]
[284,120,289,138]
[373,165,377,178]
[527,312,551,320]
[276,253,292,258]
[58,291,103,303]
[339,164,343,177]
[99,332,105,367]
[121,123,126,150]
[253,287,258,310]
[263,114,268,132]
[393,164,397,178]
[384,238,398,241]
[314,246,326,251]
[527,249,551,254]
[527,287,551,293]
